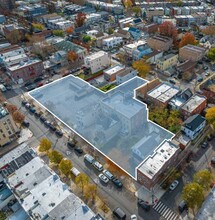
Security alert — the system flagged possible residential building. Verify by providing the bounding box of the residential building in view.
[47,18,74,30]
[157,16,176,26]
[174,15,195,27]
[179,44,206,62]
[103,64,125,82]
[146,7,164,20]
[0,0,15,10]
[0,144,96,219]
[180,94,207,119]
[146,82,180,107]
[118,17,134,28]
[102,36,123,50]
[115,29,131,43]
[128,27,142,40]
[0,15,6,24]
[156,54,178,71]
[192,12,207,25]
[181,114,206,140]
[17,4,47,18]
[146,50,163,64]
[84,51,110,74]
[116,67,137,85]
[0,106,19,147]
[143,23,158,34]
[147,35,173,52]
[136,140,180,189]
[176,60,196,75]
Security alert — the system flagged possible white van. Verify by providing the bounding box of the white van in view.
[71,167,81,177]
[84,154,95,164]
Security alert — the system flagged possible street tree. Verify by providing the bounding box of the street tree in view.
[67,51,78,62]
[179,32,196,48]
[12,111,25,125]
[75,173,90,193]
[6,29,22,44]
[84,184,97,203]
[32,23,45,31]
[132,6,142,17]
[39,138,52,153]
[207,48,215,61]
[66,27,73,34]
[193,169,213,190]
[75,13,86,27]
[6,104,17,114]
[159,21,178,42]
[59,159,72,177]
[108,28,114,35]
[132,59,151,78]
[202,26,215,36]
[53,30,65,37]
[82,35,91,43]
[182,182,204,215]
[48,150,63,165]
[206,107,215,129]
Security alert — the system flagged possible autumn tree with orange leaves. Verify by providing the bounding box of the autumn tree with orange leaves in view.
[75,13,86,27]
[159,21,178,42]
[67,51,78,62]
[179,32,196,48]
[66,27,73,34]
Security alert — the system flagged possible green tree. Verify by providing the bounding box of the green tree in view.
[206,107,215,129]
[32,23,45,31]
[39,138,52,153]
[108,28,114,35]
[167,110,183,133]
[82,35,91,43]
[182,182,204,215]
[84,184,97,203]
[0,211,6,220]
[52,29,65,37]
[59,159,72,176]
[48,150,63,165]
[194,169,213,190]
[75,173,90,193]
[132,6,142,17]
[132,59,151,78]
[207,48,215,61]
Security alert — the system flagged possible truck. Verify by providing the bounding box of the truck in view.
[0,84,6,92]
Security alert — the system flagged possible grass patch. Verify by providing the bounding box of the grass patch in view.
[99,84,116,92]
[77,70,103,81]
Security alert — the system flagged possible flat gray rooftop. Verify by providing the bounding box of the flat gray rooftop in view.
[30,75,173,178]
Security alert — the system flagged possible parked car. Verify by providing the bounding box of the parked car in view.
[103,169,114,180]
[169,79,176,85]
[22,120,30,127]
[93,161,103,171]
[49,124,57,132]
[169,180,179,190]
[203,66,208,70]
[37,82,44,87]
[29,107,36,113]
[130,214,137,220]
[205,71,210,77]
[84,154,95,164]
[21,100,27,106]
[137,199,150,211]
[178,200,188,213]
[74,147,83,155]
[99,173,109,183]
[5,85,12,90]
[71,167,81,177]
[201,141,209,149]
[55,130,63,137]
[40,116,46,123]
[44,120,51,127]
[34,111,41,118]
[25,103,31,109]
[34,77,43,83]
[67,141,76,148]
[197,77,203,82]
[112,178,123,188]
[25,84,35,91]
[113,207,126,220]
[211,157,215,165]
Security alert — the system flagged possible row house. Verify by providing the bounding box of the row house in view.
[102,36,123,50]
[147,35,173,52]
[156,54,178,71]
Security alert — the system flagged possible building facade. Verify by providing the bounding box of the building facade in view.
[147,35,173,52]
[156,54,178,71]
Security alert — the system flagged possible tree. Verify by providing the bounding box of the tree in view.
[75,173,90,193]
[182,182,204,215]
[0,211,6,220]
[182,71,193,82]
[48,150,63,165]
[84,184,97,203]
[52,30,65,37]
[6,104,17,114]
[132,59,151,78]
[75,13,86,27]
[179,32,196,48]
[39,138,52,153]
[0,92,6,103]
[159,21,178,42]
[207,48,215,61]
[12,111,25,125]
[124,0,133,10]
[6,29,22,44]
[132,6,142,17]
[66,26,73,34]
[82,35,91,43]
[32,23,45,31]
[59,159,72,177]
[202,26,215,36]
[206,107,215,128]
[193,169,213,190]
[167,110,183,133]
[67,51,78,62]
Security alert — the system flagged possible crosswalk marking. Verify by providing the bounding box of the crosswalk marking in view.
[153,201,179,220]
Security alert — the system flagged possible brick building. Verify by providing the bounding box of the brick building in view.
[147,35,173,52]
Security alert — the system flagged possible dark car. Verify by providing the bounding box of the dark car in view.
[113,207,126,220]
[55,130,63,137]
[29,107,36,113]
[21,100,28,106]
[112,178,123,188]
[197,77,203,82]
[138,199,150,211]
[25,84,36,91]
[24,82,32,87]
[34,77,43,83]
[40,116,46,123]
[67,141,76,148]
[5,85,12,90]
[169,79,176,85]
[201,141,209,149]
[49,124,57,132]
[44,120,51,127]
[34,111,41,118]
[178,200,188,213]
[74,147,83,155]
[22,120,30,127]
[25,103,31,109]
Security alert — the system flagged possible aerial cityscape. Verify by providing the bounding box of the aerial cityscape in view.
[0,0,215,220]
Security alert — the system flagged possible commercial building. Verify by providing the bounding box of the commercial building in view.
[147,35,173,52]
[0,106,19,147]
[180,94,207,119]
[0,144,96,219]
[84,51,110,74]
[179,44,206,62]
[156,54,178,71]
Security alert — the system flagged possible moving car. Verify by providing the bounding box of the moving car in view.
[137,199,150,211]
[112,178,123,188]
[99,173,109,183]
[178,200,188,213]
[93,161,103,171]
[103,169,114,180]
[113,207,126,220]
[169,180,179,191]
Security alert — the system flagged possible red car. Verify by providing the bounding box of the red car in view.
[37,82,44,87]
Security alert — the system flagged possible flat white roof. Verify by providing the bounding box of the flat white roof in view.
[7,59,41,71]
[85,51,108,61]
[103,36,122,43]
[104,65,124,76]
[124,40,147,50]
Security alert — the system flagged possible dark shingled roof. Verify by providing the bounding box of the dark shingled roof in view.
[183,114,205,131]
